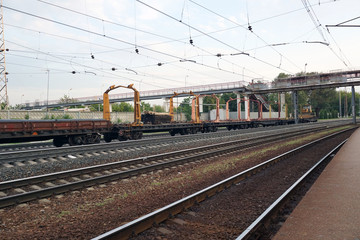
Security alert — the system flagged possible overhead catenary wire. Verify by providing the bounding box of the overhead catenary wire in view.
[35,0,268,80]
[300,0,351,67]
[6,39,168,89]
[188,0,303,72]
[35,0,339,79]
[136,0,291,73]
[136,0,294,74]
[3,0,355,106]
[5,23,266,86]
[2,4,259,81]
[33,1,265,80]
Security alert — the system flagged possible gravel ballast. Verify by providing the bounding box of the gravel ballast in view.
[0,126,354,239]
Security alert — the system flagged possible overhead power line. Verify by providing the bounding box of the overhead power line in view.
[189,0,303,72]
[326,16,360,28]
[136,0,294,74]
[2,4,257,80]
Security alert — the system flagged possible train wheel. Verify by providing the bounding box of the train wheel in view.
[69,135,84,146]
[169,130,176,136]
[118,135,128,141]
[94,135,101,143]
[138,132,143,139]
[85,134,101,144]
[53,137,64,147]
[130,132,142,140]
[104,133,112,143]
[227,126,232,131]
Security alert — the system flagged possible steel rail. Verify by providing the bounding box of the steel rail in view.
[0,126,333,208]
[0,129,255,162]
[236,139,347,240]
[0,119,352,155]
[0,132,172,152]
[0,123,330,164]
[91,127,355,240]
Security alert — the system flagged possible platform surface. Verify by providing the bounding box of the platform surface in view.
[273,127,360,240]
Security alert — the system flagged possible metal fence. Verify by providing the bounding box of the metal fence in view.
[0,110,185,123]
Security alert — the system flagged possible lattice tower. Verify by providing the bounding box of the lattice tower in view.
[0,0,8,109]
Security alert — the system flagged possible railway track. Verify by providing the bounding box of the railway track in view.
[0,119,351,153]
[0,125,335,208]
[91,127,355,240]
[0,132,170,153]
[235,140,346,240]
[0,123,331,167]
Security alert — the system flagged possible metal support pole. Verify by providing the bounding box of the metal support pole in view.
[238,101,241,120]
[293,91,299,124]
[199,96,203,113]
[351,86,356,124]
[226,101,229,120]
[46,70,50,114]
[345,93,348,117]
[278,93,280,119]
[339,90,342,118]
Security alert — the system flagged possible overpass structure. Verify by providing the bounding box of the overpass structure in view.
[25,81,248,109]
[24,69,360,123]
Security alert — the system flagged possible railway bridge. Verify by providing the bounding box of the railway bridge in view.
[25,69,360,124]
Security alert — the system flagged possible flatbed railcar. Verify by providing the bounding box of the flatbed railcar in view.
[0,117,315,147]
[0,119,111,147]
[0,83,317,147]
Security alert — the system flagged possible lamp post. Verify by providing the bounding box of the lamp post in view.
[46,69,50,113]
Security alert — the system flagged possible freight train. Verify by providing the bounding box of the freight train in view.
[0,117,305,147]
[0,84,317,147]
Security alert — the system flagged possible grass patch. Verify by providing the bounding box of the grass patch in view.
[95,197,115,207]
[57,210,71,218]
[151,181,162,186]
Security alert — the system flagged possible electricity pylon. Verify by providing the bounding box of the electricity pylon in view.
[0,0,8,109]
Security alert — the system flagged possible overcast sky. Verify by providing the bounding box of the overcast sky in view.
[3,0,360,105]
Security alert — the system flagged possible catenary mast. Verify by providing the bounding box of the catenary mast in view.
[0,0,8,109]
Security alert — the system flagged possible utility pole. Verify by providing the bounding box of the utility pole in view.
[351,86,356,124]
[345,93,348,118]
[46,70,50,113]
[339,90,342,118]
[0,0,8,109]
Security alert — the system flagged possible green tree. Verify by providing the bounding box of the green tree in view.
[178,97,192,121]
[112,102,134,112]
[59,94,77,104]
[202,96,216,112]
[153,105,165,112]
[89,104,103,112]
[309,88,337,117]
[220,93,237,111]
[274,72,291,81]
[140,102,152,112]
[0,102,7,110]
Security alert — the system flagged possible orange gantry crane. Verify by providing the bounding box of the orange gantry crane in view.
[169,91,200,123]
[103,84,142,126]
